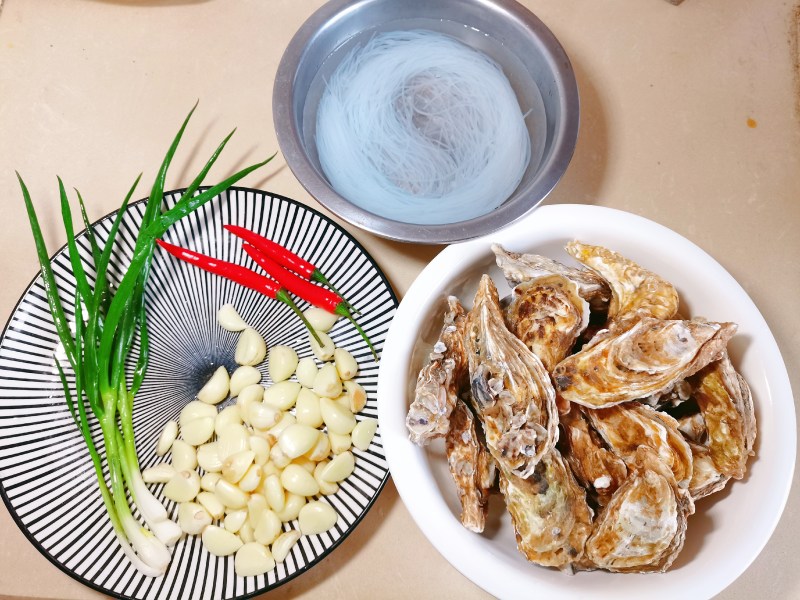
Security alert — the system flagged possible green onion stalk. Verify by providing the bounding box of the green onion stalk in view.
[20,104,273,576]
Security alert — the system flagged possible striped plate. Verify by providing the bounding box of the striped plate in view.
[0,188,397,599]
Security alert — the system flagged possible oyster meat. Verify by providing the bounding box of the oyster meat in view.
[582,446,694,573]
[445,399,496,533]
[504,274,590,372]
[559,407,628,506]
[492,243,611,310]
[406,296,468,445]
[499,449,594,570]
[584,403,693,489]
[565,241,679,331]
[465,275,558,478]
[553,317,737,408]
[690,352,756,480]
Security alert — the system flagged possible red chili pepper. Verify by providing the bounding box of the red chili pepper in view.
[155,239,323,346]
[224,224,357,313]
[242,243,379,361]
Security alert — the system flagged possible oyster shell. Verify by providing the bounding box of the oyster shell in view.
[504,274,590,372]
[406,297,468,445]
[677,411,707,444]
[565,241,679,331]
[492,243,611,310]
[584,403,693,489]
[445,399,496,532]
[687,441,730,500]
[690,352,756,480]
[465,275,558,478]
[560,407,628,506]
[582,446,694,573]
[499,449,593,570]
[552,317,737,408]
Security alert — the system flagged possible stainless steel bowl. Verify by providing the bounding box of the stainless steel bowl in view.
[273,0,579,244]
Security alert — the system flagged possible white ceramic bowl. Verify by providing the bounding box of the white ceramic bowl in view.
[377,204,795,600]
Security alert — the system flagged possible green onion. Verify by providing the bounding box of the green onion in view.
[19,105,272,576]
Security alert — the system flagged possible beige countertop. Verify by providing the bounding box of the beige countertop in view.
[0,0,798,598]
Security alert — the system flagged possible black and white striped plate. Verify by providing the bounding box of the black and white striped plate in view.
[0,188,397,599]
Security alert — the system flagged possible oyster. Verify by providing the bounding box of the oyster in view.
[584,403,693,488]
[445,399,496,533]
[504,274,590,372]
[406,297,468,445]
[565,241,679,331]
[560,407,628,506]
[687,441,730,500]
[677,411,707,444]
[492,243,611,310]
[553,317,737,408]
[690,353,756,480]
[582,446,694,573]
[465,275,558,478]
[499,449,593,570]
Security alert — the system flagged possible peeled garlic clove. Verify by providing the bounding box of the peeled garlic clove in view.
[278,424,320,459]
[334,348,358,381]
[181,416,215,446]
[295,357,318,388]
[247,493,269,528]
[275,493,306,522]
[321,451,355,483]
[217,424,250,462]
[142,463,176,484]
[235,328,267,366]
[200,472,221,493]
[237,384,265,422]
[171,439,198,472]
[263,381,301,411]
[249,436,271,465]
[295,388,323,428]
[235,542,275,577]
[215,405,243,435]
[254,509,282,546]
[319,397,357,435]
[268,345,298,383]
[230,365,262,398]
[351,418,378,451]
[291,456,317,474]
[328,432,352,455]
[269,443,292,469]
[268,412,297,439]
[309,330,335,361]
[197,442,223,473]
[222,449,256,484]
[178,502,212,535]
[303,307,339,332]
[299,500,338,535]
[344,380,368,414]
[238,521,255,544]
[280,464,320,497]
[224,509,248,534]
[196,491,225,520]
[262,474,286,513]
[180,400,218,428]
[217,303,249,332]
[247,401,280,430]
[272,530,302,563]
[238,464,263,493]
[314,461,339,495]
[202,525,243,557]
[215,478,249,509]
[164,470,201,503]
[305,431,331,462]
[156,420,178,456]
[197,366,230,405]
[313,362,342,398]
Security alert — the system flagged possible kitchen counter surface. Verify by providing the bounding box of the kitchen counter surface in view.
[0,1,797,598]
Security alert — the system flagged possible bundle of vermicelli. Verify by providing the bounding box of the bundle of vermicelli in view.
[316,30,531,225]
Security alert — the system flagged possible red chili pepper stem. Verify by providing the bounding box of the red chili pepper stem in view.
[276,289,324,347]
[310,270,359,315]
[155,239,323,347]
[333,303,379,362]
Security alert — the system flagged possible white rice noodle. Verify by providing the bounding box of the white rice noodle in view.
[316,30,531,226]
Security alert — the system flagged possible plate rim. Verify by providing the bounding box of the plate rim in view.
[377,203,796,600]
[0,186,399,600]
